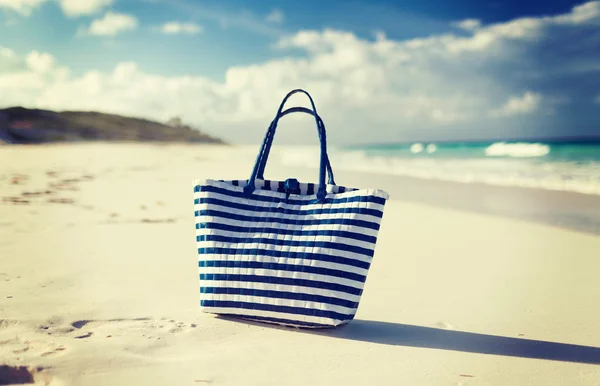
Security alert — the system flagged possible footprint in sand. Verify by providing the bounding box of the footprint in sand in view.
[0,334,68,361]
[21,190,54,198]
[1,317,198,365]
[168,321,188,334]
[48,317,196,342]
[56,317,197,356]
[140,218,177,224]
[0,319,19,330]
[47,198,76,204]
[12,346,30,354]
[73,332,93,339]
[9,174,29,185]
[40,346,67,357]
[2,196,30,205]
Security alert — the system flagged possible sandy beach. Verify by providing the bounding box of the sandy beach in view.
[1,143,599,386]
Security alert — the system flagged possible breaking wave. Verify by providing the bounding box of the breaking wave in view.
[485,142,550,158]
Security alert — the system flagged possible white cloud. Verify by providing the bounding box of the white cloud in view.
[444,1,600,54]
[0,47,21,72]
[453,18,481,31]
[26,51,55,73]
[86,11,138,37]
[266,9,284,24]
[0,49,69,106]
[554,1,600,24]
[156,0,283,37]
[490,92,543,117]
[595,95,600,104]
[160,21,203,35]
[0,0,46,16]
[59,0,113,17]
[1,2,599,143]
[0,0,114,17]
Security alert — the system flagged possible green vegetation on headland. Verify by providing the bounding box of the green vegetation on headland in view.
[0,107,225,144]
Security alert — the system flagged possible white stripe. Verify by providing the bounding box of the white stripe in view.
[196,228,375,250]
[198,251,369,276]
[201,306,347,326]
[199,280,362,303]
[195,215,381,238]
[194,190,386,213]
[194,203,384,224]
[196,189,386,210]
[199,293,357,315]
[196,240,373,264]
[198,266,366,289]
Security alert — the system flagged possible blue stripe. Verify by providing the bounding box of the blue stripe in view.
[195,198,384,218]
[199,260,366,283]
[200,274,363,296]
[198,247,371,270]
[214,313,336,328]
[201,287,359,309]
[198,222,377,244]
[196,184,386,206]
[197,235,375,257]
[200,300,353,321]
[195,209,380,231]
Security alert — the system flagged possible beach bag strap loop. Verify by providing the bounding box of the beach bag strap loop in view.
[255,106,335,185]
[245,89,331,201]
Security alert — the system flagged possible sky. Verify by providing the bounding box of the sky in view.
[0,0,599,145]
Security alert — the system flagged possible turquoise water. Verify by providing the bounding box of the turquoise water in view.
[350,141,600,163]
[282,141,600,195]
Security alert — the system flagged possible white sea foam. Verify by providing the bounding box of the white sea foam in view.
[485,142,550,158]
[410,143,424,153]
[278,147,600,196]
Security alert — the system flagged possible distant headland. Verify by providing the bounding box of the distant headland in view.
[0,107,225,145]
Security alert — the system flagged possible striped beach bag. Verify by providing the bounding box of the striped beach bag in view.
[193,89,389,328]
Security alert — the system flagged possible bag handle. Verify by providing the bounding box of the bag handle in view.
[255,106,335,185]
[244,89,331,201]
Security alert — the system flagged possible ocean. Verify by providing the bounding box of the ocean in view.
[281,141,600,196]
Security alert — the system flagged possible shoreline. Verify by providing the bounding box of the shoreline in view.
[4,142,599,234]
[2,142,599,234]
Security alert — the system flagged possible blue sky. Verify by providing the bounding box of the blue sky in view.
[0,0,599,144]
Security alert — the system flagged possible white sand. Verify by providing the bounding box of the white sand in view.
[1,143,599,386]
